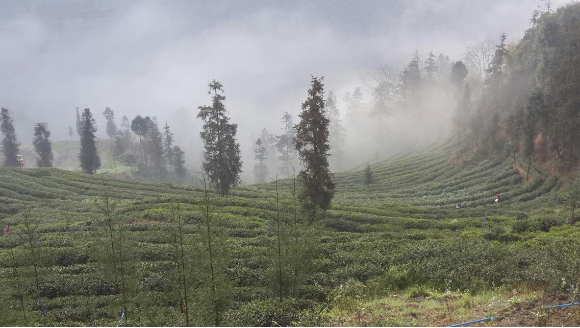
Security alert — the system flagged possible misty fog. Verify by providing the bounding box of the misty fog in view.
[0,0,568,182]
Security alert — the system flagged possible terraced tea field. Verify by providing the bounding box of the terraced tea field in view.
[1,139,579,326]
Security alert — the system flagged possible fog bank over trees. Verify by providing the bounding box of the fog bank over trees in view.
[0,0,569,182]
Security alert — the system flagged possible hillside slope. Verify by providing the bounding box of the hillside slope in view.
[1,140,579,326]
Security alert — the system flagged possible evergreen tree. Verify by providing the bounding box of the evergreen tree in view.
[32,123,53,167]
[146,119,165,179]
[369,81,392,142]
[485,33,508,89]
[397,50,422,107]
[253,138,268,183]
[275,112,297,178]
[294,76,335,219]
[0,108,20,167]
[68,126,74,140]
[326,91,346,170]
[78,108,101,174]
[163,122,175,172]
[437,53,451,79]
[363,163,374,189]
[75,107,82,138]
[343,87,364,120]
[424,51,439,82]
[197,80,242,196]
[172,146,187,178]
[258,128,276,179]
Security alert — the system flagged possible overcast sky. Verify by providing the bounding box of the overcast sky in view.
[0,0,569,159]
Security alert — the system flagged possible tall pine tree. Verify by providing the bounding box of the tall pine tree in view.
[0,108,20,167]
[275,112,297,178]
[294,76,335,220]
[197,80,242,196]
[172,146,187,179]
[326,91,346,170]
[146,119,165,179]
[32,123,53,167]
[424,51,439,82]
[163,122,175,173]
[254,138,268,183]
[75,107,82,138]
[78,108,101,174]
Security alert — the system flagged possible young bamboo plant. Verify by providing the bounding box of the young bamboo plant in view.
[20,209,47,318]
[195,173,232,326]
[97,175,135,324]
[169,203,190,326]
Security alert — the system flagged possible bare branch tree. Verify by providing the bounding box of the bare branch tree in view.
[463,38,495,82]
[364,64,399,94]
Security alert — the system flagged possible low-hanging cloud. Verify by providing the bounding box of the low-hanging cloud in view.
[0,0,569,175]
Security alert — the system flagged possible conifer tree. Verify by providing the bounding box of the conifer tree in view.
[369,81,392,142]
[78,108,101,174]
[275,112,297,178]
[172,146,187,179]
[163,122,175,172]
[75,107,82,138]
[146,119,165,179]
[32,123,53,167]
[437,53,451,78]
[424,51,439,82]
[259,128,276,177]
[485,33,508,89]
[294,76,335,219]
[343,87,364,120]
[197,80,242,196]
[253,138,268,183]
[1,108,20,167]
[68,126,74,140]
[326,92,346,170]
[398,51,422,107]
[363,163,374,189]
